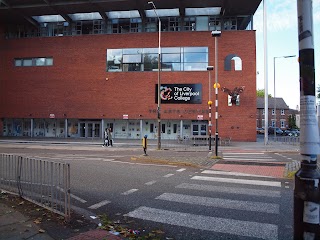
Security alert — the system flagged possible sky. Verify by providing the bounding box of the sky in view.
[253,0,320,110]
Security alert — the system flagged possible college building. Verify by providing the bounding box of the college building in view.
[0,0,261,141]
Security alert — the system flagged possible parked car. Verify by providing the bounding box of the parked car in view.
[256,127,265,134]
[290,129,300,137]
[268,127,283,135]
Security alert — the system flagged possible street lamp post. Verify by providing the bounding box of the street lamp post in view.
[207,66,214,151]
[148,1,161,150]
[273,55,296,140]
[211,30,221,157]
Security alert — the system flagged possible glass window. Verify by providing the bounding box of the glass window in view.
[143,53,158,71]
[162,62,181,71]
[272,109,275,115]
[123,48,142,54]
[123,54,142,63]
[162,47,180,53]
[162,53,180,62]
[183,62,207,71]
[15,59,22,66]
[183,52,208,62]
[184,47,208,53]
[23,59,33,66]
[281,109,285,115]
[35,58,46,66]
[46,58,53,65]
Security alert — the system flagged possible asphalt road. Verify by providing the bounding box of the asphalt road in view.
[0,142,297,240]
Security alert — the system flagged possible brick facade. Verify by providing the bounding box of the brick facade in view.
[0,30,256,141]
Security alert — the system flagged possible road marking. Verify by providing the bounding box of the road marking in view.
[224,152,265,155]
[121,189,139,195]
[156,193,279,214]
[176,183,281,198]
[163,174,174,178]
[57,186,87,203]
[88,200,111,209]
[191,176,281,187]
[145,180,157,185]
[125,206,278,240]
[223,158,274,161]
[201,170,275,178]
[103,160,177,168]
[176,168,186,172]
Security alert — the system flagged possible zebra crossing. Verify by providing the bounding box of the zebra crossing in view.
[125,169,285,240]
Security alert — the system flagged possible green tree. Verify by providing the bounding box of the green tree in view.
[257,89,272,97]
[288,115,297,129]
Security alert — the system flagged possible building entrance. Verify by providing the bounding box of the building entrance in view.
[79,121,101,138]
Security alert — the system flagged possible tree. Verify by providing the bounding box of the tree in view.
[288,115,297,129]
[257,89,272,98]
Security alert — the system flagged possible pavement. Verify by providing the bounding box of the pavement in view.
[0,136,301,240]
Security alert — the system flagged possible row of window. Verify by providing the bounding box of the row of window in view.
[107,47,208,72]
[261,109,286,115]
[5,15,252,39]
[15,57,53,67]
[258,120,286,128]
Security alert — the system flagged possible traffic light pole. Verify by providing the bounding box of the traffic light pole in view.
[294,0,320,238]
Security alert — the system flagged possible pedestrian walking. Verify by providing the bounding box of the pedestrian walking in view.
[102,128,108,147]
[107,128,113,147]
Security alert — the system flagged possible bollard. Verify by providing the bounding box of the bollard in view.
[142,135,148,156]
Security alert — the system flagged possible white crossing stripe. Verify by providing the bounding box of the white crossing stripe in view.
[88,200,111,209]
[145,180,157,185]
[125,206,278,240]
[223,158,275,161]
[224,153,265,155]
[176,168,186,172]
[191,176,281,187]
[156,193,279,214]
[201,170,274,178]
[163,174,174,178]
[176,183,281,198]
[57,186,87,203]
[121,189,139,195]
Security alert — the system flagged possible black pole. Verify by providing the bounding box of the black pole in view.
[294,0,320,238]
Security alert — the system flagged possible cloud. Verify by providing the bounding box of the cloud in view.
[254,0,320,32]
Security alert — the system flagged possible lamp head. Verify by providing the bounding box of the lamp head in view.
[207,66,214,71]
[211,30,221,37]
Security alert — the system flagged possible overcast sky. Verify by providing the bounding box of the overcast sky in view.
[253,0,320,109]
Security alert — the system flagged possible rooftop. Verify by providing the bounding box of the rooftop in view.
[0,0,262,26]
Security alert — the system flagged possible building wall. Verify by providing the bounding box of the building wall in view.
[0,30,256,141]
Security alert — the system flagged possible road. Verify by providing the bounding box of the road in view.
[0,142,298,239]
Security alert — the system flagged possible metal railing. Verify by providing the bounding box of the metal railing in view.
[0,154,71,220]
[272,136,300,145]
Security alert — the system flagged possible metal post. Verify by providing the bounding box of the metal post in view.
[263,0,269,145]
[294,0,320,238]
[207,66,214,151]
[214,36,219,157]
[273,55,296,141]
[148,1,161,150]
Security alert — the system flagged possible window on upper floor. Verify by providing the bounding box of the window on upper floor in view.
[262,109,265,115]
[272,109,275,115]
[14,57,53,67]
[107,47,208,72]
[281,109,285,115]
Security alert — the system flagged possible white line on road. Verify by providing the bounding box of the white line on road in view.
[125,207,278,240]
[88,200,111,209]
[223,158,274,161]
[121,189,139,195]
[103,159,177,168]
[191,176,281,187]
[156,193,279,214]
[176,183,281,198]
[57,186,87,203]
[176,168,186,172]
[145,180,157,185]
[163,174,174,178]
[223,152,265,155]
[201,170,275,178]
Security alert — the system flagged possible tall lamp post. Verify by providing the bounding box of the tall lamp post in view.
[148,1,161,150]
[207,66,214,151]
[211,30,221,156]
[273,55,296,140]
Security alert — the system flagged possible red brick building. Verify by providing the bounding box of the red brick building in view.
[0,0,261,141]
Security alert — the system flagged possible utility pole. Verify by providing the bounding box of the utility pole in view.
[294,0,320,238]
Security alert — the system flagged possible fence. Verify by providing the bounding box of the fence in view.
[272,136,300,145]
[0,154,71,220]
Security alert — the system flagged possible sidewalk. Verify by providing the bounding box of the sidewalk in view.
[0,137,301,240]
